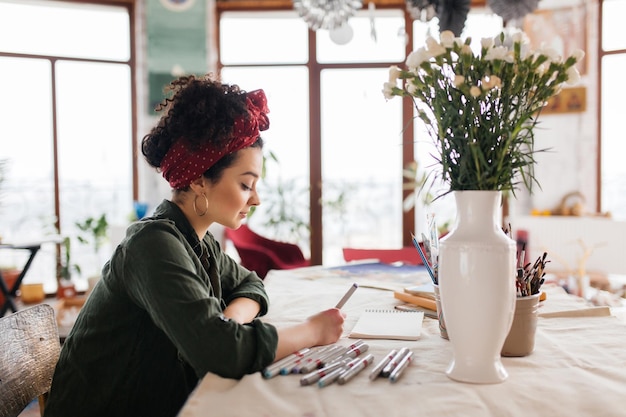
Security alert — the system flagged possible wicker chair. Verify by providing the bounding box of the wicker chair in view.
[0,304,61,417]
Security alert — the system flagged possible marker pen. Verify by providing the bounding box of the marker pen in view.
[369,349,397,380]
[380,347,409,378]
[338,353,375,385]
[389,350,413,383]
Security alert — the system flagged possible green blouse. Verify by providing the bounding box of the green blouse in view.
[44,200,278,417]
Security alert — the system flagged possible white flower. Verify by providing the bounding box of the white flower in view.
[481,75,502,91]
[388,65,401,83]
[382,30,585,193]
[484,46,510,61]
[440,30,455,48]
[566,66,582,85]
[406,47,430,69]
[406,81,418,96]
[382,82,395,100]
[481,76,496,90]
[460,44,473,56]
[425,36,440,50]
[572,49,586,63]
[481,37,494,50]
[425,36,446,57]
[538,45,561,63]
[511,31,524,44]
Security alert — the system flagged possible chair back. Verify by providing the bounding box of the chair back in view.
[224,225,309,278]
[342,247,424,265]
[0,304,61,417]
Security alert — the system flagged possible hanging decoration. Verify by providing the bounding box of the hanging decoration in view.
[329,23,354,44]
[368,1,377,42]
[437,0,470,36]
[487,0,540,22]
[293,0,363,31]
[406,0,438,22]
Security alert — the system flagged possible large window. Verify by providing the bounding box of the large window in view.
[600,0,626,221]
[219,9,409,265]
[218,6,503,265]
[0,0,135,291]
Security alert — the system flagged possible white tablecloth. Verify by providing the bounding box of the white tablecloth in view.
[178,264,626,417]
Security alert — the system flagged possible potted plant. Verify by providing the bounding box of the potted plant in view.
[57,236,79,299]
[75,214,108,292]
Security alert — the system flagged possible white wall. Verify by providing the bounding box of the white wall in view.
[508,0,598,219]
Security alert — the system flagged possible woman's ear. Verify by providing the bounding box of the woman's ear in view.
[188,176,208,194]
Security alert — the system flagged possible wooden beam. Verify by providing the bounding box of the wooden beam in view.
[57,0,135,4]
[217,0,486,11]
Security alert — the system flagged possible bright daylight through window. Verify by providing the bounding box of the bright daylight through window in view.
[0,0,133,292]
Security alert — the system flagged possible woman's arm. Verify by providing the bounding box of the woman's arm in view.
[274,308,346,361]
[222,297,261,324]
[223,300,346,360]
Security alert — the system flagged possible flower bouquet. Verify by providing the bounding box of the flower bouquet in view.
[383,30,585,195]
[382,29,585,383]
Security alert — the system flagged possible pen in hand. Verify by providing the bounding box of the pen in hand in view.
[335,282,358,309]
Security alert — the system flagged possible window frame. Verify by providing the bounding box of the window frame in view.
[216,2,417,265]
[597,0,625,215]
[0,0,137,289]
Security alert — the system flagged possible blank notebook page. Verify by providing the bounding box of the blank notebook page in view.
[348,309,424,341]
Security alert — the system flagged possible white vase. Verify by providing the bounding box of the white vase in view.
[438,190,516,384]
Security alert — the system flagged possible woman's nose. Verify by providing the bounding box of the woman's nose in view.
[249,191,260,207]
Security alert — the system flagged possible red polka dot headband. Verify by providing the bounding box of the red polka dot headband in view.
[160,89,270,189]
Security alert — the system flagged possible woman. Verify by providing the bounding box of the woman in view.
[44,74,345,417]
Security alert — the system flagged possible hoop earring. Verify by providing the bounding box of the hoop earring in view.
[193,193,209,217]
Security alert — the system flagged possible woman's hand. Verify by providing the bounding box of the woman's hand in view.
[274,308,346,361]
[305,308,346,346]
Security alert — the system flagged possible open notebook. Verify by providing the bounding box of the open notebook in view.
[348,309,424,341]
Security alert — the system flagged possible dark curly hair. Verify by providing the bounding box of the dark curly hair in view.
[141,74,263,187]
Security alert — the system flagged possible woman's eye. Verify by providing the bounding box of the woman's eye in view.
[241,183,252,191]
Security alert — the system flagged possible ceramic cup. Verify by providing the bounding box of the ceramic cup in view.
[501,293,540,357]
[433,284,449,340]
[20,283,46,304]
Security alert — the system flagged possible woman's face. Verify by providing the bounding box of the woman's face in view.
[206,147,262,229]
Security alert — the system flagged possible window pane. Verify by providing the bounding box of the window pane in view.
[601,54,626,221]
[0,57,57,289]
[56,60,133,277]
[321,68,403,264]
[602,0,626,51]
[0,0,130,61]
[220,11,309,64]
[317,10,405,64]
[220,66,311,252]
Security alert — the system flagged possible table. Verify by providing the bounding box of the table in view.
[178,263,626,417]
[0,237,63,316]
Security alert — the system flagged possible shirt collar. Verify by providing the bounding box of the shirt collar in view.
[151,199,203,254]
